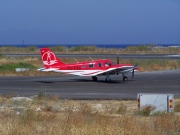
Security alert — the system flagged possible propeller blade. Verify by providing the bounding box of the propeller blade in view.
[132,69,134,78]
[132,65,137,79]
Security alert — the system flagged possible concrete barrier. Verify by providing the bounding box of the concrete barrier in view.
[15,68,29,72]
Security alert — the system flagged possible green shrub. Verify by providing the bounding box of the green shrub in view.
[70,46,97,51]
[0,63,36,71]
[26,46,38,51]
[126,45,151,52]
[135,105,156,116]
[51,46,68,52]
[37,89,46,100]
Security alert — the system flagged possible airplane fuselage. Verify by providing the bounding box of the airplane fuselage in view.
[38,48,138,82]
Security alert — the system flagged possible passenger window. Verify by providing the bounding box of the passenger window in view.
[88,64,95,68]
[82,65,86,68]
[98,63,102,67]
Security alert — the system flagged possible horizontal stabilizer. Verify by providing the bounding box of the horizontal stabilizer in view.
[37,68,59,72]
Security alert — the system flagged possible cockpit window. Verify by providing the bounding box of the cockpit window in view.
[104,62,112,67]
[112,62,116,66]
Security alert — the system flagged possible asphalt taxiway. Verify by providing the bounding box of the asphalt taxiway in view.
[0,70,179,99]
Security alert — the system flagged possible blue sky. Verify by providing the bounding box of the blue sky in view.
[0,0,180,45]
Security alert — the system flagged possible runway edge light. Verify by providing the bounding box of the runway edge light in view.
[137,93,174,113]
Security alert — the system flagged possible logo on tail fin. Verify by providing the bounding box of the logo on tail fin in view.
[42,51,58,65]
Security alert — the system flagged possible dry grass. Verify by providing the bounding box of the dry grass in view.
[0,95,179,135]
[0,45,180,54]
[118,59,180,72]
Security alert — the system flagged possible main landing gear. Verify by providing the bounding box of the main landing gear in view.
[92,74,129,82]
[92,75,112,82]
[92,76,98,82]
[122,74,128,81]
[105,74,111,82]
[123,76,128,81]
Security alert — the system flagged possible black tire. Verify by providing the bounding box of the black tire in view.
[123,76,128,81]
[105,78,111,82]
[92,76,98,82]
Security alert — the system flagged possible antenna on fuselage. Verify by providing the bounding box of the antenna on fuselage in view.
[117,56,119,64]
[74,58,79,63]
[89,56,94,61]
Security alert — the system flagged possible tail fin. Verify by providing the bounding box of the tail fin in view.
[40,48,65,68]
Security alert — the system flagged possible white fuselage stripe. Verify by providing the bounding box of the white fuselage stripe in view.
[40,66,135,76]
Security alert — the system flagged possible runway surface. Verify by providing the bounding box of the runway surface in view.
[0,70,179,99]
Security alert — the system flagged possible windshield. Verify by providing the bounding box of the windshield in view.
[112,61,116,66]
[104,61,116,67]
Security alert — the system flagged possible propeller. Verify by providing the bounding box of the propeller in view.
[132,65,137,79]
[132,69,134,78]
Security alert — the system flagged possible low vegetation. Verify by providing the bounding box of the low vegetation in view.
[0,94,179,135]
[0,45,180,54]
[70,45,97,52]
[0,62,36,71]
[0,55,179,76]
[119,59,180,72]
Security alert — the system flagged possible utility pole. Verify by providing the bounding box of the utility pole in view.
[22,37,24,46]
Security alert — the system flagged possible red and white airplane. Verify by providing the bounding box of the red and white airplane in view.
[38,48,138,82]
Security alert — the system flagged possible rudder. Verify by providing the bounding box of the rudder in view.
[40,48,65,68]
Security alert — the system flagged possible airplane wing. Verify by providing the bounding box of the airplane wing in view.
[86,65,138,76]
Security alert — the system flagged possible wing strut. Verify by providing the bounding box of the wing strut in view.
[74,58,79,63]
[89,56,94,61]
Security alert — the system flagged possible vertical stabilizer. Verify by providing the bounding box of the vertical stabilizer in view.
[40,48,65,68]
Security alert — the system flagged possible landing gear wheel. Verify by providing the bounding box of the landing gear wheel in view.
[105,78,111,82]
[123,76,128,81]
[92,76,98,82]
